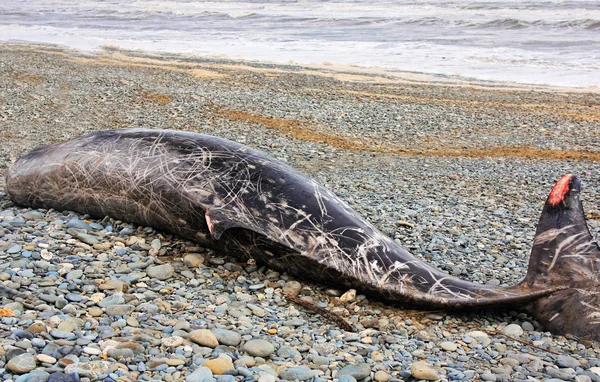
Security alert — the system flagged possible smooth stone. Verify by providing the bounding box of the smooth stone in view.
[98,293,125,308]
[64,360,110,378]
[7,353,36,374]
[280,366,314,381]
[213,329,241,346]
[439,341,458,351]
[67,218,91,231]
[48,372,77,381]
[186,366,214,382]
[7,244,22,254]
[282,281,302,296]
[243,339,275,357]
[277,346,301,358]
[338,364,371,380]
[556,355,581,368]
[22,211,45,220]
[338,376,358,382]
[190,329,219,348]
[98,279,128,292]
[183,253,205,267]
[502,324,523,337]
[166,359,186,366]
[28,369,51,382]
[146,264,175,280]
[374,370,390,382]
[203,355,235,375]
[35,353,57,364]
[107,348,135,360]
[105,304,134,316]
[162,335,184,348]
[521,321,535,331]
[546,367,576,380]
[410,361,440,381]
[76,232,99,245]
[65,269,83,280]
[481,371,497,381]
[88,307,103,317]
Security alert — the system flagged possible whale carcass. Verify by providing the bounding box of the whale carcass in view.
[5,129,600,340]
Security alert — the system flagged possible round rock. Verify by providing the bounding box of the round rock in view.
[337,364,371,380]
[146,264,175,280]
[279,366,314,381]
[7,353,36,374]
[243,339,275,357]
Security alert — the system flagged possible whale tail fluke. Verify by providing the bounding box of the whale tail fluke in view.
[520,174,600,340]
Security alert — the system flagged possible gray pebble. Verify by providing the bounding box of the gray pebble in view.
[338,364,371,380]
[279,366,314,381]
[243,339,275,357]
[213,329,242,346]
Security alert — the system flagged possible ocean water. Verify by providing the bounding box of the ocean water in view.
[1,0,599,88]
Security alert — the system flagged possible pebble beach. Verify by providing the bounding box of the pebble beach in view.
[1,44,600,381]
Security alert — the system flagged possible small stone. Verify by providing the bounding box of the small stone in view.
[183,253,205,267]
[36,354,57,364]
[99,279,128,292]
[338,376,358,382]
[277,346,301,358]
[83,346,102,355]
[521,321,535,331]
[98,293,125,308]
[374,370,390,382]
[190,329,219,348]
[213,329,242,346]
[439,341,458,351]
[556,355,580,369]
[47,372,76,382]
[410,361,440,381]
[502,324,523,337]
[27,322,47,334]
[64,360,110,378]
[339,289,356,302]
[337,364,371,380]
[76,232,99,245]
[88,307,103,317]
[66,269,84,280]
[203,355,235,375]
[186,366,213,382]
[7,353,36,374]
[279,366,314,381]
[105,304,134,316]
[28,369,52,382]
[283,280,302,296]
[7,244,22,254]
[166,358,186,366]
[107,348,134,360]
[162,335,184,348]
[146,264,175,280]
[243,339,275,357]
[481,371,497,381]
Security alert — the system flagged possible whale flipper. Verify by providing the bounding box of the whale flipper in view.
[520,175,600,339]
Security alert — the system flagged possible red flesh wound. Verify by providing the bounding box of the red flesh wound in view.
[548,174,573,206]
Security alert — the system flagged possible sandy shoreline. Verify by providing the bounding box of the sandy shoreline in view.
[2,43,600,381]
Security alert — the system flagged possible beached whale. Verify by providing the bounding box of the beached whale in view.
[6,129,600,340]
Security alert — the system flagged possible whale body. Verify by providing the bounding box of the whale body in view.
[5,129,600,340]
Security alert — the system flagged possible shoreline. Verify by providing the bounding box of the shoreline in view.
[5,42,600,94]
[1,43,600,381]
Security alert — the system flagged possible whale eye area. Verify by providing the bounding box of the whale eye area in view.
[548,174,573,206]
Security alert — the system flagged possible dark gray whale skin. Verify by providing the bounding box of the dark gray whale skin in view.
[6,129,600,340]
